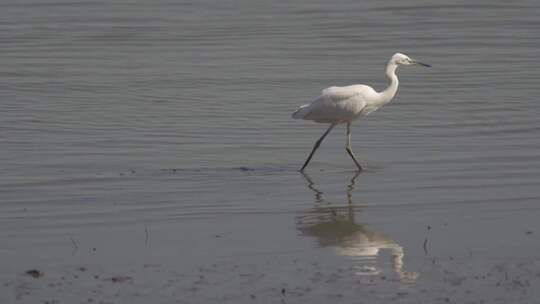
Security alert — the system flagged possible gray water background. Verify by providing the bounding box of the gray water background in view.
[1,0,540,302]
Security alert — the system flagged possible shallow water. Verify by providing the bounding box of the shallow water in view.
[2,0,540,303]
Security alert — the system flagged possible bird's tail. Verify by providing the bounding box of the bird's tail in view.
[291,104,310,119]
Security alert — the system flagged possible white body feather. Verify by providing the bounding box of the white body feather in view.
[292,85,383,123]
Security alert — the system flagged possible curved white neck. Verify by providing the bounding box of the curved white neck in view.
[379,61,399,103]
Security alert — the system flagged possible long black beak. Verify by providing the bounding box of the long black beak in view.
[413,60,431,67]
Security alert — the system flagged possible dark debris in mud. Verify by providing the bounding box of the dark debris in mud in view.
[107,276,133,283]
[159,166,290,176]
[25,269,44,278]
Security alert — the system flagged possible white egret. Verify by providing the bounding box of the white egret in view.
[292,53,430,171]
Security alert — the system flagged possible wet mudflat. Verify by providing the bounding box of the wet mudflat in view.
[2,167,540,303]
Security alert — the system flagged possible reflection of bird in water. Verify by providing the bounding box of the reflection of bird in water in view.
[297,172,418,283]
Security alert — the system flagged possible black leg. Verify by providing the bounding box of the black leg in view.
[345,123,362,171]
[300,123,336,171]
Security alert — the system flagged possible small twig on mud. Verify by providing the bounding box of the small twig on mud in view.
[70,236,79,255]
[423,225,431,255]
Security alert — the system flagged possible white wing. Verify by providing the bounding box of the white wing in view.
[292,85,371,123]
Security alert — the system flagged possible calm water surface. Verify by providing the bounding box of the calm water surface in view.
[1,0,540,303]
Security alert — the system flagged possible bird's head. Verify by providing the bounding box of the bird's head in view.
[392,53,431,67]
